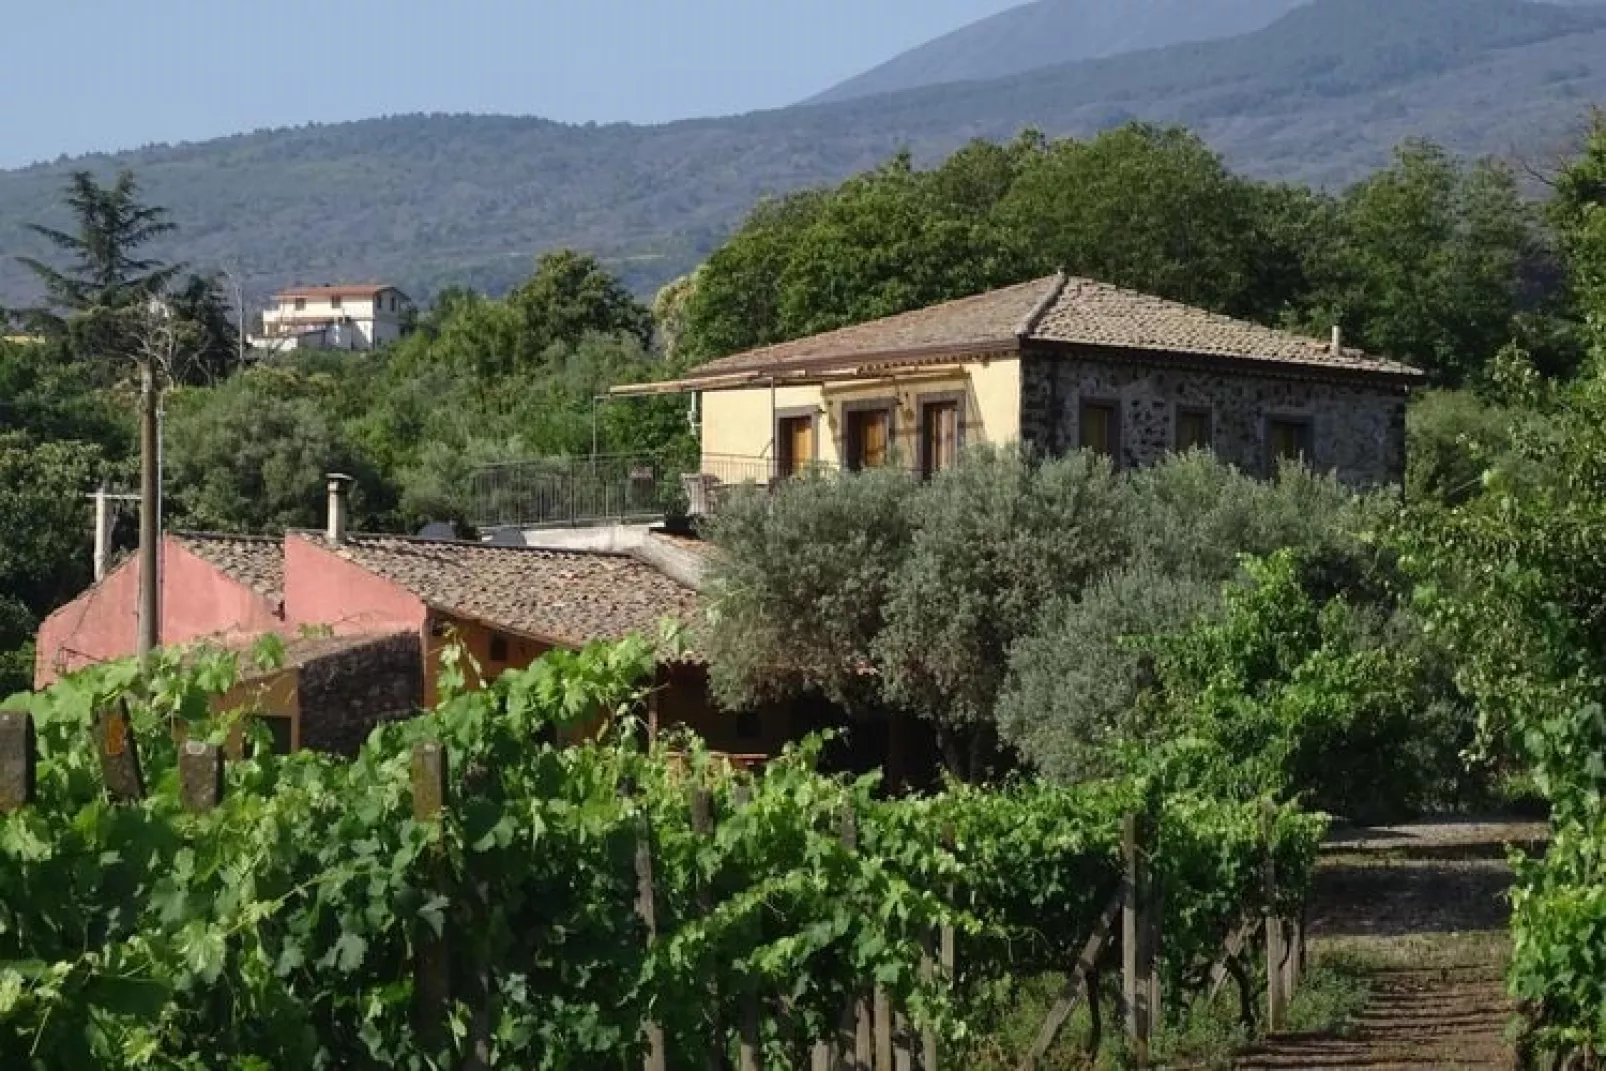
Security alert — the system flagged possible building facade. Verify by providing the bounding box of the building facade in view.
[253,284,412,352]
[633,274,1423,489]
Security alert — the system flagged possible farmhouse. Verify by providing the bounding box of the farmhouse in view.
[33,481,732,754]
[618,273,1424,490]
[252,283,413,352]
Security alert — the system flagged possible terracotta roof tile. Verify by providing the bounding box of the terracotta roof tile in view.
[691,276,1055,379]
[685,274,1423,384]
[1032,276,1421,378]
[272,284,407,300]
[173,533,285,603]
[304,534,700,649]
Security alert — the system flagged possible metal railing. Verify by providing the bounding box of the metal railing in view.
[468,452,916,530]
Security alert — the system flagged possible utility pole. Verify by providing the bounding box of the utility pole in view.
[134,297,175,666]
[137,360,159,663]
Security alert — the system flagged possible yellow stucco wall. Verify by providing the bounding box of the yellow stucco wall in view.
[699,358,1022,469]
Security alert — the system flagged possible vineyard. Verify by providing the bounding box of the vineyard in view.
[0,639,1325,1069]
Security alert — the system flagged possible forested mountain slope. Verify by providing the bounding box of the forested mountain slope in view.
[811,0,1606,104]
[1,0,1603,306]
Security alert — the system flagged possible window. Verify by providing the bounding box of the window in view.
[844,405,894,471]
[1176,407,1213,452]
[1267,417,1313,471]
[1079,400,1120,459]
[252,714,293,756]
[920,397,962,478]
[776,412,816,478]
[330,296,343,311]
[489,634,509,663]
[293,297,306,311]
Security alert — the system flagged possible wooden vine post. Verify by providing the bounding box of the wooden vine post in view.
[179,740,223,813]
[411,741,451,1050]
[732,784,762,1071]
[1121,812,1154,1067]
[1262,799,1288,1033]
[690,787,722,1071]
[97,700,145,802]
[0,710,36,812]
[631,779,668,1071]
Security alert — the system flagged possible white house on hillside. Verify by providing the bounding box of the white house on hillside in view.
[251,284,413,352]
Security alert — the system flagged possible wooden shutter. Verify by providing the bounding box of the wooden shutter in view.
[922,400,960,476]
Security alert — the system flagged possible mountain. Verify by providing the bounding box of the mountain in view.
[811,0,1311,105]
[2,0,1604,308]
[812,0,1606,104]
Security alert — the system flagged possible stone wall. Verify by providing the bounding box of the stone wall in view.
[297,632,423,755]
[1019,347,1409,487]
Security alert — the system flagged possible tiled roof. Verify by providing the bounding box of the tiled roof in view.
[685,274,1422,383]
[690,277,1055,378]
[304,534,700,648]
[173,533,285,603]
[273,284,405,300]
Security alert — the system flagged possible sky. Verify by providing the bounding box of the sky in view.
[1,0,1023,169]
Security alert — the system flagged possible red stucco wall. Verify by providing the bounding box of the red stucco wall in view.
[282,534,427,637]
[34,537,284,687]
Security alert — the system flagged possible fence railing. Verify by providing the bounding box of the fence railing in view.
[0,708,1312,1070]
[469,453,930,530]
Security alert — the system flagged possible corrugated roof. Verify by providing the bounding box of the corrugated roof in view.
[172,533,285,604]
[684,274,1423,384]
[298,534,700,649]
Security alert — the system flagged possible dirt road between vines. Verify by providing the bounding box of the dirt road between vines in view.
[1235,819,1547,1071]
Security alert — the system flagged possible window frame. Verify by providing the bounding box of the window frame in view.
[293,297,306,311]
[1078,397,1122,464]
[841,398,898,472]
[917,391,967,479]
[330,295,343,311]
[1265,414,1315,473]
[773,406,819,478]
[1175,405,1214,453]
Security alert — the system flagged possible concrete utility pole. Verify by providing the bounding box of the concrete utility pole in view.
[135,298,176,665]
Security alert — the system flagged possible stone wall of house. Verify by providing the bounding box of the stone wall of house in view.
[1018,348,1410,486]
[297,633,423,755]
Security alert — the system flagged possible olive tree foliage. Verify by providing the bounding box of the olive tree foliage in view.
[996,455,1390,781]
[871,450,1124,772]
[701,469,918,712]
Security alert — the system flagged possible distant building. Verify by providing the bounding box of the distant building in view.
[252,284,412,352]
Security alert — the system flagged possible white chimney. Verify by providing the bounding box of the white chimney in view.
[326,473,353,544]
[1331,325,1343,357]
[92,486,112,581]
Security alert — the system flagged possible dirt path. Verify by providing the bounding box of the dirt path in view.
[1235,819,1546,1071]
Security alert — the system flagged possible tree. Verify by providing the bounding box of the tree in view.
[17,170,180,320]
[700,469,919,713]
[995,124,1283,319]
[872,449,1125,776]
[164,273,242,385]
[508,250,654,356]
[1296,142,1549,384]
[0,434,107,693]
[163,367,393,534]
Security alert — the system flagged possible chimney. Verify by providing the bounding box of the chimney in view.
[325,473,353,544]
[1330,325,1343,357]
[92,485,111,581]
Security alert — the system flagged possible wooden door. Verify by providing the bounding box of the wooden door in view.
[921,401,960,477]
[778,416,814,477]
[849,409,892,470]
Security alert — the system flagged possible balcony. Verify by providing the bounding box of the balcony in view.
[467,453,914,531]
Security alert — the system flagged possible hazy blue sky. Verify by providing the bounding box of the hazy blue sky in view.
[2,0,1021,168]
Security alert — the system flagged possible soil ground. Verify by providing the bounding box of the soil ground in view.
[1234,819,1547,1071]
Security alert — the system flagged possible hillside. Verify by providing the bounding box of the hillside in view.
[2,0,1605,307]
[811,0,1606,104]
[810,0,1311,105]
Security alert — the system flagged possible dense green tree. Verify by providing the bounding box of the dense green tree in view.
[508,250,654,356]
[17,170,180,320]
[701,469,919,713]
[872,449,1124,775]
[1295,142,1549,384]
[164,273,243,385]
[996,124,1289,318]
[0,434,107,693]
[163,367,394,534]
